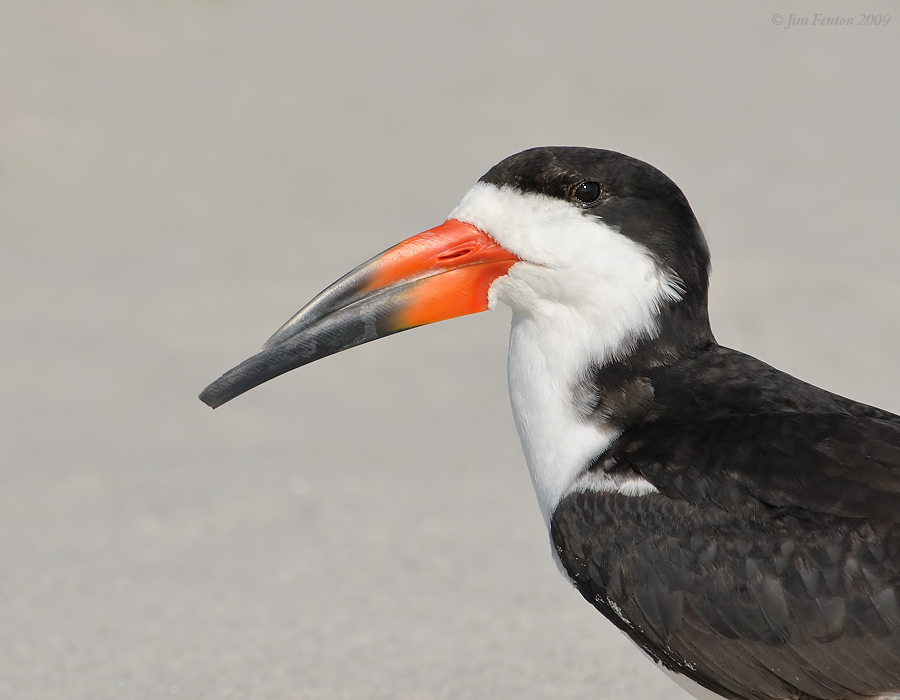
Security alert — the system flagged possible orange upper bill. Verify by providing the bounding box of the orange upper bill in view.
[364,218,519,331]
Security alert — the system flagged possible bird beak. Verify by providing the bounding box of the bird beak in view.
[199,219,519,408]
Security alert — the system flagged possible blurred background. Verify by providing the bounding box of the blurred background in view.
[2,1,898,698]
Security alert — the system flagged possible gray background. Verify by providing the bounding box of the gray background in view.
[2,1,899,698]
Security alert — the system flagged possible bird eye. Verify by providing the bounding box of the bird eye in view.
[573,181,601,205]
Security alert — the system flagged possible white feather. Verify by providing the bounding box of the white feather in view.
[569,470,659,498]
[450,183,681,525]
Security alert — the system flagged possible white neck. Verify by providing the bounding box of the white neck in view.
[504,310,620,524]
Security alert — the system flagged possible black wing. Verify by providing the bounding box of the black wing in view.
[598,345,900,522]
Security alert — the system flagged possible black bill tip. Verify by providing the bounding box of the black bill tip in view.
[198,289,406,408]
[199,346,298,409]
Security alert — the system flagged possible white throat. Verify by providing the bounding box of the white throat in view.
[450,183,682,526]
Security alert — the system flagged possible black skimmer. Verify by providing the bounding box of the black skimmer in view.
[200,147,900,700]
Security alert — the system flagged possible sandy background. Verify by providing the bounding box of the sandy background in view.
[2,1,899,698]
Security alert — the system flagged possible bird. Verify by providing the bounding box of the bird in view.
[200,147,900,700]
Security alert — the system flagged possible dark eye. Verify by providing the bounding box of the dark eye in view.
[574,181,601,205]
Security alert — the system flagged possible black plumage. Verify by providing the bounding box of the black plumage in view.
[553,346,900,699]
[553,490,900,700]
[588,346,900,520]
